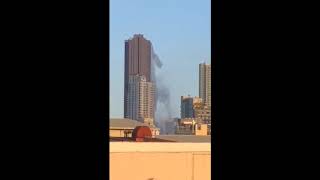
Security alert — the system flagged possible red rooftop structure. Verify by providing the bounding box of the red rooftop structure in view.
[132,126,152,142]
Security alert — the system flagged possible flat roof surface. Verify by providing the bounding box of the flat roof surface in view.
[109,137,174,142]
[109,135,211,143]
[156,135,211,142]
[110,142,211,153]
[110,118,148,129]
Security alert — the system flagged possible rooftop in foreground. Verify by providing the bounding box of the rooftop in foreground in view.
[109,118,148,129]
[109,137,174,142]
[109,135,211,143]
[156,135,211,142]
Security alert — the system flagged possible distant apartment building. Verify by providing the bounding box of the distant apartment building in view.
[127,75,155,125]
[124,34,153,118]
[193,101,211,124]
[199,63,211,107]
[175,118,208,136]
[180,96,202,118]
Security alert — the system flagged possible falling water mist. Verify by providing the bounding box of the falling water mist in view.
[151,45,173,134]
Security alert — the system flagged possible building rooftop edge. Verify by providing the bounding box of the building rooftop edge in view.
[124,34,151,42]
[110,142,211,153]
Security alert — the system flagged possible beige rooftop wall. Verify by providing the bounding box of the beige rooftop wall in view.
[110,142,211,180]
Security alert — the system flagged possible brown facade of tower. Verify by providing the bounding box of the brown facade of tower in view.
[124,34,152,118]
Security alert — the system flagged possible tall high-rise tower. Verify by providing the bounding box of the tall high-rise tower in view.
[199,63,211,107]
[124,34,154,124]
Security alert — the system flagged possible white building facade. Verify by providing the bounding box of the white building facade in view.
[127,75,155,125]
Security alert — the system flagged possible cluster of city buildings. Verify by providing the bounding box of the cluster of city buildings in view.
[109,34,211,180]
[111,34,212,137]
[176,62,212,135]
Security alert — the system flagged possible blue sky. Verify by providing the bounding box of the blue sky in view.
[110,0,211,118]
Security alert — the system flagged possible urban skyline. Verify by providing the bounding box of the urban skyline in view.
[113,33,211,120]
[110,1,211,179]
[110,0,211,118]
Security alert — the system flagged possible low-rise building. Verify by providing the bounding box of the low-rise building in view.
[175,118,208,136]
[110,118,160,138]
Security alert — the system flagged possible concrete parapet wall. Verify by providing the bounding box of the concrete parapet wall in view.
[110,142,211,180]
